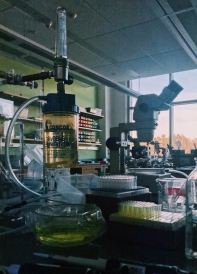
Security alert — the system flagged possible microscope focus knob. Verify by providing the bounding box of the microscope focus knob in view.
[106,137,121,150]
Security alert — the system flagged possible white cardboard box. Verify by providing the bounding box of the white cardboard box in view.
[0,98,14,136]
[0,98,14,118]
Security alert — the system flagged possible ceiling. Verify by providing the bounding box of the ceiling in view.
[0,0,197,94]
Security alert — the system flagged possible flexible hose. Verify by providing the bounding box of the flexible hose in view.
[5,96,42,196]
[167,169,188,179]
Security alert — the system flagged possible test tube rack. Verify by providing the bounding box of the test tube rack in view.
[108,201,185,250]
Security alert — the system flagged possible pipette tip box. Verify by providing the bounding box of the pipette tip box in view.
[108,211,185,250]
[86,187,151,221]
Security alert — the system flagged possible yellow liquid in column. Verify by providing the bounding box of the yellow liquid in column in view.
[43,112,78,168]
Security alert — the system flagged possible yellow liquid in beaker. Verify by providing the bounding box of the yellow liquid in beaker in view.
[35,221,104,246]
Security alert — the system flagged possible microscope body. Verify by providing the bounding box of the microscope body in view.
[106,80,183,174]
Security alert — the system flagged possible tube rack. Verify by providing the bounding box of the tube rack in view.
[99,175,137,190]
[118,201,161,219]
[110,201,185,231]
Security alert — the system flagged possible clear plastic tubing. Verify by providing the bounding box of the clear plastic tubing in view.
[55,7,67,58]
[5,96,41,196]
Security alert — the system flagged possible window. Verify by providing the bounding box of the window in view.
[174,69,197,101]
[131,71,197,157]
[132,74,169,95]
[173,104,197,153]
[173,69,197,153]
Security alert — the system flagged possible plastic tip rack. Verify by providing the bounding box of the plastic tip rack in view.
[99,175,137,190]
[110,201,185,231]
[118,201,162,219]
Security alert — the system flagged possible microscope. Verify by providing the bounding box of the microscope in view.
[106,80,183,201]
[106,80,183,174]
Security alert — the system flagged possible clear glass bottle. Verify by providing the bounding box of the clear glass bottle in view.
[185,157,197,259]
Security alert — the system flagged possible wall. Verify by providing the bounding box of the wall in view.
[97,85,127,160]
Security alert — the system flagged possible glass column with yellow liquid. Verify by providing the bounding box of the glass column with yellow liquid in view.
[42,7,79,170]
[43,110,78,168]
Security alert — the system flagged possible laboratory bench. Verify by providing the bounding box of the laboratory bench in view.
[0,225,197,273]
[0,173,195,273]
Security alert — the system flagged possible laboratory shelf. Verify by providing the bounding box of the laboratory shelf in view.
[0,93,103,152]
[79,126,101,132]
[11,137,42,142]
[78,142,101,145]
[78,145,99,151]
[79,109,103,151]
[0,91,43,107]
[78,142,101,150]
[17,118,42,123]
[0,117,42,123]
[0,91,43,150]
[0,137,43,148]
[80,111,104,120]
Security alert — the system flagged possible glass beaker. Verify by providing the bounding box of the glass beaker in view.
[156,177,186,213]
[29,204,106,247]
